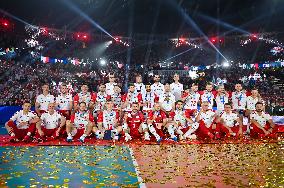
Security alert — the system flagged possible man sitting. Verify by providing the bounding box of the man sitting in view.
[5,101,39,142]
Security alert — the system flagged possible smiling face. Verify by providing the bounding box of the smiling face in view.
[99,84,106,92]
[105,100,114,110]
[60,85,68,94]
[154,75,160,83]
[42,84,49,93]
[206,84,213,92]
[132,103,139,113]
[22,102,31,112]
[81,85,88,93]
[173,74,179,82]
[47,103,55,113]
[176,101,183,110]
[201,101,209,111]
[235,84,242,92]
[79,102,87,112]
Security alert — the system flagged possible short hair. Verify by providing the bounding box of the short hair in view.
[132,102,139,105]
[164,82,170,86]
[128,83,135,87]
[224,103,231,107]
[175,100,183,105]
[79,102,87,106]
[206,82,213,86]
[61,83,67,87]
[255,102,263,106]
[23,100,31,105]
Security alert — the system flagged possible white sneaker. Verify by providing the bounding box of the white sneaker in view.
[144,132,150,141]
[66,135,73,142]
[187,134,197,139]
[179,135,184,140]
[125,133,132,142]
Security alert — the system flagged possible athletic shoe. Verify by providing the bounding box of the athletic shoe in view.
[9,135,19,143]
[66,135,73,142]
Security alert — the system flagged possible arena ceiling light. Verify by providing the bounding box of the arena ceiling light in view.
[222,61,230,67]
[99,59,107,66]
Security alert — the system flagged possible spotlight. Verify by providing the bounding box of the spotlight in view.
[100,59,106,66]
[211,37,217,43]
[3,22,8,26]
[222,61,230,67]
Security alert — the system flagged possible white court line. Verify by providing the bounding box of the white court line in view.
[128,146,147,188]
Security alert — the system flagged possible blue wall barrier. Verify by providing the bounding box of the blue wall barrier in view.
[0,106,35,124]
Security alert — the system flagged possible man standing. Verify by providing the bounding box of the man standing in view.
[73,84,95,111]
[170,73,183,101]
[134,74,146,96]
[105,73,117,96]
[35,84,55,116]
[56,83,73,120]
[159,83,176,115]
[151,75,164,97]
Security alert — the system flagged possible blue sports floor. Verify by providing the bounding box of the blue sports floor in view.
[0,146,139,187]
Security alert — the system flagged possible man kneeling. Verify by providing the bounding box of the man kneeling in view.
[250,102,277,139]
[66,102,94,143]
[34,103,66,142]
[94,100,122,141]
[167,100,199,141]
[5,101,39,142]
[122,102,150,142]
[219,103,243,138]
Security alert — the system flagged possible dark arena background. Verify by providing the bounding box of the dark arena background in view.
[0,0,284,187]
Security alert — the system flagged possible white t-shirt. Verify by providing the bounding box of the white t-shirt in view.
[134,83,146,96]
[159,92,176,112]
[246,96,260,111]
[142,92,157,111]
[184,92,200,110]
[151,83,164,97]
[172,110,187,128]
[105,82,117,96]
[220,112,238,127]
[10,110,37,129]
[216,94,229,111]
[198,110,216,128]
[232,91,247,110]
[201,91,215,109]
[170,82,183,100]
[36,94,55,111]
[41,111,62,129]
[250,111,272,127]
[56,94,73,110]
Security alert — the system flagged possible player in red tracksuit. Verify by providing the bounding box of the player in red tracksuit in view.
[5,101,40,142]
[122,102,150,142]
[147,103,167,142]
[250,102,277,139]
